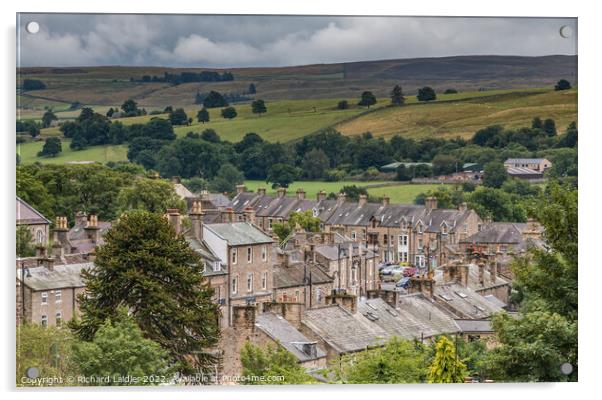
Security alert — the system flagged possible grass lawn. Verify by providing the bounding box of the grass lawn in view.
[18,140,128,165]
[243,180,442,204]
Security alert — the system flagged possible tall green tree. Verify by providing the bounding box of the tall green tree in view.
[483,161,508,188]
[169,108,189,125]
[203,91,228,108]
[37,137,62,157]
[16,226,36,257]
[251,99,267,116]
[71,211,220,375]
[266,163,299,188]
[485,183,578,382]
[221,106,238,119]
[358,91,377,108]
[247,83,256,94]
[543,119,557,136]
[302,148,329,179]
[17,324,80,386]
[554,79,571,91]
[334,337,427,384]
[117,179,185,214]
[427,336,467,383]
[197,108,210,123]
[209,163,244,193]
[240,342,315,385]
[72,307,172,386]
[41,109,58,128]
[121,99,138,114]
[390,84,405,105]
[417,86,437,102]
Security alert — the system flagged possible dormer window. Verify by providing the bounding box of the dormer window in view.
[417,224,423,234]
[441,224,448,235]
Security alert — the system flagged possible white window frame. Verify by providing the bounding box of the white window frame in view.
[56,312,62,325]
[261,245,268,261]
[261,271,267,290]
[247,247,253,263]
[268,218,273,229]
[55,290,62,303]
[231,248,237,265]
[247,273,253,292]
[232,275,238,294]
[351,231,356,240]
[36,229,45,244]
[41,315,48,327]
[41,292,48,305]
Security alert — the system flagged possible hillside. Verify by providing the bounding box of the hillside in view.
[17,55,577,108]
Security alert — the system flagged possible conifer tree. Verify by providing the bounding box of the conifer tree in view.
[427,336,467,383]
[71,211,220,375]
[390,84,405,105]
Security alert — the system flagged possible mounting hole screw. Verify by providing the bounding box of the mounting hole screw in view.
[26,21,40,34]
[559,25,573,39]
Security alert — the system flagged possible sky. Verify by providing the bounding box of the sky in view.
[17,14,577,68]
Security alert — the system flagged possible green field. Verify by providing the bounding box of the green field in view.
[336,88,577,139]
[24,87,577,144]
[18,140,128,164]
[243,180,441,204]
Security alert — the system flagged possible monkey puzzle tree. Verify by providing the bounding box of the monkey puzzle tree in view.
[71,211,220,375]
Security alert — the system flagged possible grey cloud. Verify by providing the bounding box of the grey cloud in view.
[17,14,577,67]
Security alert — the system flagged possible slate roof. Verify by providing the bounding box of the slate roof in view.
[204,193,230,208]
[455,319,493,333]
[273,263,333,289]
[314,242,377,261]
[16,196,50,225]
[173,183,195,199]
[327,202,382,227]
[17,262,93,291]
[396,293,461,337]
[506,167,543,176]
[504,158,549,164]
[302,305,387,353]
[229,192,265,214]
[358,298,418,339]
[255,313,326,362]
[373,204,425,228]
[425,209,471,233]
[460,222,524,244]
[204,222,273,246]
[434,283,503,319]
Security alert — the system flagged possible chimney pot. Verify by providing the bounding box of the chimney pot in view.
[317,190,327,202]
[257,187,267,196]
[337,192,346,205]
[296,188,306,200]
[425,196,438,211]
[382,196,390,206]
[358,194,368,206]
[277,188,286,198]
[236,185,247,195]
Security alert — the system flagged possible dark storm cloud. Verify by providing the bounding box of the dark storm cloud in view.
[17,14,577,67]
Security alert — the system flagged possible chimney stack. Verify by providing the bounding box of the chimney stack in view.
[232,305,257,331]
[276,188,286,199]
[165,209,182,235]
[243,206,256,224]
[257,187,267,196]
[477,263,485,286]
[382,195,390,206]
[189,200,205,241]
[326,290,358,314]
[296,188,306,200]
[317,190,327,202]
[458,202,468,212]
[51,241,64,263]
[425,196,438,211]
[236,185,246,195]
[84,214,101,244]
[225,207,234,223]
[337,192,346,205]
[171,176,181,184]
[75,211,87,227]
[53,216,69,246]
[358,194,368,207]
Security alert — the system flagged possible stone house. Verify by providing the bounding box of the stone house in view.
[503,158,552,172]
[16,196,50,247]
[201,220,275,327]
[219,304,327,379]
[16,255,93,326]
[226,189,483,271]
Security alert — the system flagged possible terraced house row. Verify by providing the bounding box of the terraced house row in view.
[223,186,483,269]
